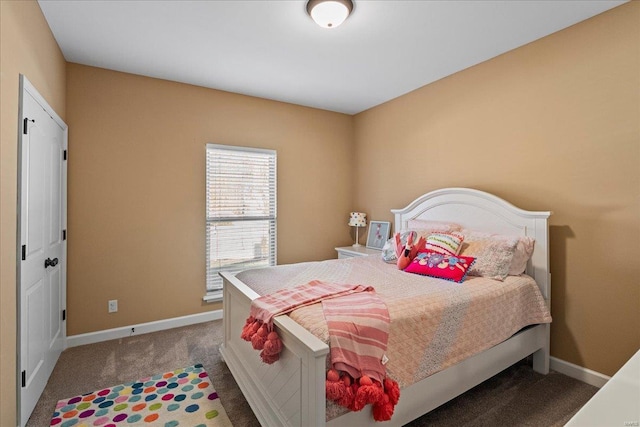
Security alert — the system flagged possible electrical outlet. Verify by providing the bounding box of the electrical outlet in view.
[108,299,118,313]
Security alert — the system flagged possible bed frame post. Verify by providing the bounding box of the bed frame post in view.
[530,215,551,374]
[532,323,551,374]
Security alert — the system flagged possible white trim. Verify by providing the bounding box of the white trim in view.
[206,142,276,156]
[21,75,67,130]
[203,291,223,303]
[66,310,222,348]
[550,356,610,388]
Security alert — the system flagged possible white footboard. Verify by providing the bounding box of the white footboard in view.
[220,271,329,427]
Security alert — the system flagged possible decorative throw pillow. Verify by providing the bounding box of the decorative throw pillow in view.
[459,230,519,281]
[404,251,476,283]
[381,226,460,263]
[424,232,464,256]
[509,236,535,275]
[381,231,409,263]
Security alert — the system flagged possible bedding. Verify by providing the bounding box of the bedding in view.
[241,281,374,364]
[458,230,536,279]
[424,232,464,256]
[403,251,476,283]
[459,230,519,280]
[322,291,390,383]
[322,291,400,421]
[405,219,462,234]
[236,255,551,419]
[509,236,536,275]
[381,221,462,263]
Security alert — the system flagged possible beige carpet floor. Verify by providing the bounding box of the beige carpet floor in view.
[27,320,597,426]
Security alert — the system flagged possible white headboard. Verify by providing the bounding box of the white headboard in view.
[391,188,551,299]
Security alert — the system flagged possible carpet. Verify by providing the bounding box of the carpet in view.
[49,363,232,426]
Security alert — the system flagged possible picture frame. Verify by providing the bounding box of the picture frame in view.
[366,221,391,250]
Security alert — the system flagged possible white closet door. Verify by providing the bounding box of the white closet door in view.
[18,76,67,426]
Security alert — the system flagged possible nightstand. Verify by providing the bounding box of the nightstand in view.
[335,246,381,259]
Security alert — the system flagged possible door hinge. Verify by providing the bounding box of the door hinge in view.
[62,309,66,321]
[21,245,26,261]
[63,229,67,241]
[63,150,67,161]
[23,118,34,134]
[21,370,26,388]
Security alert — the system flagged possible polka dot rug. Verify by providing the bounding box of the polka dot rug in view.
[49,364,232,426]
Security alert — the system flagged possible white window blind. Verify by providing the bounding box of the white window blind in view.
[206,144,277,298]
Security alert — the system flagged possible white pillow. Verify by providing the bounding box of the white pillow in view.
[509,236,535,275]
[459,230,519,281]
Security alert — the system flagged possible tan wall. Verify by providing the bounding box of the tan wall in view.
[353,2,640,376]
[0,1,67,423]
[65,63,354,335]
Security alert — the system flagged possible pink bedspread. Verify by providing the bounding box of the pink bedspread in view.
[236,256,551,390]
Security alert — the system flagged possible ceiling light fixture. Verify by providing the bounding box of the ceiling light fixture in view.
[306,0,354,29]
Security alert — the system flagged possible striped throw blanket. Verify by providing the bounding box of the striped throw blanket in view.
[240,280,400,421]
[241,280,374,364]
[322,292,399,421]
[322,292,390,384]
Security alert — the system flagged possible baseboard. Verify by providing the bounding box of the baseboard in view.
[66,310,223,348]
[550,356,610,388]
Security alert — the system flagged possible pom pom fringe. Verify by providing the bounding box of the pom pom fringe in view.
[262,331,283,356]
[241,317,283,364]
[324,372,401,422]
[383,377,400,406]
[372,394,394,421]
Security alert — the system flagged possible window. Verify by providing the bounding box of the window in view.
[205,144,277,300]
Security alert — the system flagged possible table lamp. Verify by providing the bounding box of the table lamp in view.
[348,212,367,247]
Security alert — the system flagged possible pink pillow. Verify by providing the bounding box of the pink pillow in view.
[425,232,464,256]
[406,219,461,234]
[404,251,476,283]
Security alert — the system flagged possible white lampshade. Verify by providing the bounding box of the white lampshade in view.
[306,0,354,29]
[348,212,366,227]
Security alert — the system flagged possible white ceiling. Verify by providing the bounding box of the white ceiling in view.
[38,0,626,115]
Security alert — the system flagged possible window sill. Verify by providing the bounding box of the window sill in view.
[202,291,223,303]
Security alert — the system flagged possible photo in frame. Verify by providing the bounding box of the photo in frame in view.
[366,221,391,250]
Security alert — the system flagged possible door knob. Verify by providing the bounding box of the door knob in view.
[44,257,59,268]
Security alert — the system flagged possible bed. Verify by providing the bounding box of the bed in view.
[220,187,551,426]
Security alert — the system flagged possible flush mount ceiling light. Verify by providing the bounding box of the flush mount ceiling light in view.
[306,0,354,29]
